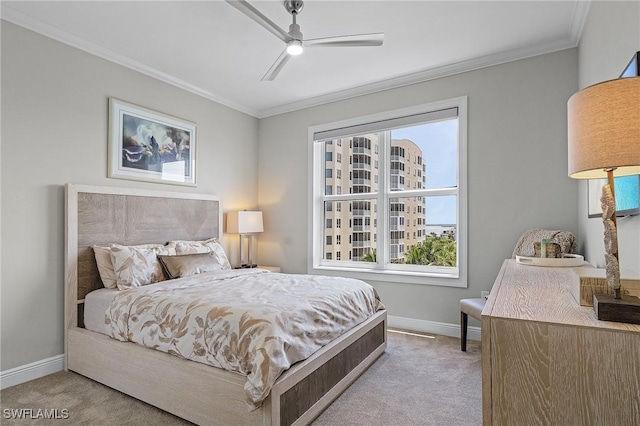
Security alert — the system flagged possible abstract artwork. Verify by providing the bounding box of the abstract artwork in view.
[108,99,197,186]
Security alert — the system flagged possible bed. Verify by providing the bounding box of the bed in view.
[64,184,387,426]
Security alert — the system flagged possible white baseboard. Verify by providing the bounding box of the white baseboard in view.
[388,315,481,342]
[0,355,64,390]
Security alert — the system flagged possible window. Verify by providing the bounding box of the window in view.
[309,97,467,287]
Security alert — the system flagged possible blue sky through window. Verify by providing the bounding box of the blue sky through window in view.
[392,119,458,225]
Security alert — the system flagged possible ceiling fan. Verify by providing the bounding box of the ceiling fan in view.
[226,0,384,81]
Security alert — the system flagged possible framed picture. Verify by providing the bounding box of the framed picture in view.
[588,175,640,218]
[108,98,196,186]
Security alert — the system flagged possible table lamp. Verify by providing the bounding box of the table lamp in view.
[568,76,640,324]
[226,210,264,268]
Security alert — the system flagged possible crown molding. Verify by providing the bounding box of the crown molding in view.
[0,4,260,118]
[258,37,580,118]
[569,0,591,46]
[258,1,590,118]
[2,1,590,120]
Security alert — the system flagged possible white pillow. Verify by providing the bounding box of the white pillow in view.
[170,238,231,270]
[110,244,176,290]
[92,245,118,289]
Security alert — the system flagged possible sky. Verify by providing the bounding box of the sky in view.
[392,119,458,225]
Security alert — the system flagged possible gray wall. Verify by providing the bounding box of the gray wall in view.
[576,1,640,275]
[0,22,260,371]
[7,2,633,372]
[257,49,579,325]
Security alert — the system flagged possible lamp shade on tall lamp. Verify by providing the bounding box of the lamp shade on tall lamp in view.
[568,77,640,179]
[226,211,264,268]
[568,76,640,324]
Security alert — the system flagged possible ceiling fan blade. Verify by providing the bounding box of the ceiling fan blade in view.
[226,0,291,43]
[261,49,291,81]
[304,33,384,48]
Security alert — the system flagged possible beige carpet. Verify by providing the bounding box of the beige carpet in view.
[0,330,481,425]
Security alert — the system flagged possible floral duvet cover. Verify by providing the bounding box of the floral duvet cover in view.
[105,269,384,409]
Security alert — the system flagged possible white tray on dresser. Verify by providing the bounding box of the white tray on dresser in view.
[515,254,584,267]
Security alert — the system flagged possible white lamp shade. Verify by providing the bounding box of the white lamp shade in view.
[226,211,264,234]
[567,77,640,179]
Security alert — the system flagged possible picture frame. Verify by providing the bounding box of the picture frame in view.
[588,175,640,218]
[108,98,197,186]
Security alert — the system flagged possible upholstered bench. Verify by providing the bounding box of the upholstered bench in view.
[460,298,486,351]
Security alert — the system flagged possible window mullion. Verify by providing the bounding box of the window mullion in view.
[378,130,390,269]
[322,193,378,202]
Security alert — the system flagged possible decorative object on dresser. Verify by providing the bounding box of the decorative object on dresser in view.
[567,75,640,324]
[226,210,264,268]
[569,266,640,307]
[108,99,196,186]
[511,228,583,267]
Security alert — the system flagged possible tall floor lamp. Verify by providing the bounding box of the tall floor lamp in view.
[567,76,640,324]
[226,211,264,268]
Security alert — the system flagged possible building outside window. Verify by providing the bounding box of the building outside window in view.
[309,97,467,287]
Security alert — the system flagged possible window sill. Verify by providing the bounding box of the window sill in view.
[309,265,467,287]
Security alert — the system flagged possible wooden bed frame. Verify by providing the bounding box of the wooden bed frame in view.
[64,184,387,426]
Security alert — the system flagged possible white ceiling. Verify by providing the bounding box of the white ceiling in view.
[2,1,590,118]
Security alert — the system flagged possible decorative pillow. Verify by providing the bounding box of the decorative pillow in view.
[110,244,176,290]
[158,253,222,279]
[93,243,165,289]
[169,238,231,270]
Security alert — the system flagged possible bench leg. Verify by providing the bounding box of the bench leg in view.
[461,311,468,352]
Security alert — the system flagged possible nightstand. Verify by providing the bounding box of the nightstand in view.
[258,265,281,273]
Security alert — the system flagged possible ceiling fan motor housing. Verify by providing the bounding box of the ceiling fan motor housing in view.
[288,23,302,41]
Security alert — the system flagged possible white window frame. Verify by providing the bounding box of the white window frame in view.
[307,97,468,287]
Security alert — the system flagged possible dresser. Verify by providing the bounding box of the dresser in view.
[482,260,640,425]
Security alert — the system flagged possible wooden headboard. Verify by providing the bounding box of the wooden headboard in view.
[65,184,222,330]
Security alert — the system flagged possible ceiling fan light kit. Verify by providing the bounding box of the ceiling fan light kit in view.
[286,40,303,56]
[226,0,384,80]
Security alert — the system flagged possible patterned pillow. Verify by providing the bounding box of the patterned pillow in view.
[158,253,222,279]
[110,244,176,290]
[169,238,231,270]
[93,243,167,289]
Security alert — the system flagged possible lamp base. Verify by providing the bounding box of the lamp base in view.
[594,293,640,324]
